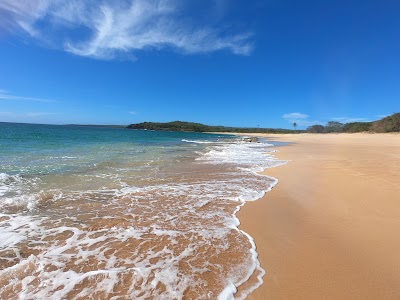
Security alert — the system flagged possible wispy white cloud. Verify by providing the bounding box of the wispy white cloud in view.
[0,90,57,103]
[332,117,369,123]
[0,0,253,60]
[376,114,389,119]
[128,111,138,115]
[282,112,309,120]
[282,112,323,127]
[0,111,56,118]
[25,112,57,117]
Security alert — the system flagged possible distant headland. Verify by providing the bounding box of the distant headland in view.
[127,113,400,133]
[127,121,296,133]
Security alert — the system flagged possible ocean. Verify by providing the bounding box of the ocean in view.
[0,123,285,299]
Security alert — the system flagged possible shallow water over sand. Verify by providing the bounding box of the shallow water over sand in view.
[0,124,284,299]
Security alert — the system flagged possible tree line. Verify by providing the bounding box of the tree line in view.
[306,113,399,133]
[127,121,299,133]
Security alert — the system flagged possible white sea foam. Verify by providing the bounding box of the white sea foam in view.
[218,282,237,300]
[198,141,284,172]
[0,137,286,299]
[0,173,63,212]
[0,173,44,211]
[182,139,226,144]
[0,214,42,251]
[0,173,22,197]
[197,139,286,298]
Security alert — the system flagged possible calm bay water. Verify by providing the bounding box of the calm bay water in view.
[0,123,285,299]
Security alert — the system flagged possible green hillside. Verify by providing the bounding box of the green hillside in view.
[371,113,400,132]
[127,113,400,134]
[127,121,298,133]
[306,113,399,133]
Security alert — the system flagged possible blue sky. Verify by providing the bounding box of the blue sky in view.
[0,0,399,128]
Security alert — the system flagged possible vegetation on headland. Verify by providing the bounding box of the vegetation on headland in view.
[306,113,399,133]
[127,113,400,134]
[371,113,400,132]
[306,121,373,133]
[127,121,298,133]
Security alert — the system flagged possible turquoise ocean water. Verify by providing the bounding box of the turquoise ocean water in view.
[0,123,285,299]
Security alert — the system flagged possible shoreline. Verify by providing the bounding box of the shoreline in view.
[1,128,285,299]
[236,133,400,299]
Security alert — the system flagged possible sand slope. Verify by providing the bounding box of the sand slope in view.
[238,133,400,299]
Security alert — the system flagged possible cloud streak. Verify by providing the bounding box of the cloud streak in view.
[282,112,309,120]
[376,114,389,119]
[332,117,370,123]
[282,112,323,127]
[0,111,56,118]
[0,90,56,103]
[0,0,253,60]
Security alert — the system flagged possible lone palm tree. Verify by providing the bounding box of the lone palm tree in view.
[293,122,297,130]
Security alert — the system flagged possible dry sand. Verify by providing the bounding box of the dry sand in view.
[238,133,400,299]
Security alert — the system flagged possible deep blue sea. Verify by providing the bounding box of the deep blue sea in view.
[0,122,285,299]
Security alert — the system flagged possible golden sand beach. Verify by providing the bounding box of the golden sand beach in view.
[238,133,400,299]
